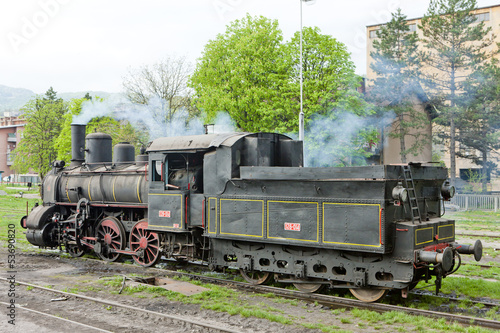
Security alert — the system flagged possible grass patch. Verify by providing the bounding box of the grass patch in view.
[350,308,497,332]
[457,264,500,280]
[0,192,40,248]
[417,276,500,299]
[300,323,345,332]
[450,211,500,227]
[98,275,293,325]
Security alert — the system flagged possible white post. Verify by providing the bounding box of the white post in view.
[299,0,304,142]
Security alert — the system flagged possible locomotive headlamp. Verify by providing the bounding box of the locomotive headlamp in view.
[441,180,455,200]
[392,182,408,202]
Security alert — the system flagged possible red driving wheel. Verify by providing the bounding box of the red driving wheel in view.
[130,220,161,267]
[95,217,125,262]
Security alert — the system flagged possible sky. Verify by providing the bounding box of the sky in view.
[1,0,499,94]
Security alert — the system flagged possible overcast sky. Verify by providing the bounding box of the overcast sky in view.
[1,0,499,94]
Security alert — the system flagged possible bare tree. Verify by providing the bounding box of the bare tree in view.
[122,55,197,123]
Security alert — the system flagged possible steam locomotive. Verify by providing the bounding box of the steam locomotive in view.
[23,124,482,302]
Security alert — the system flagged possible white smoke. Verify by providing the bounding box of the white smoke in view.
[205,112,237,134]
[303,110,395,167]
[71,96,236,140]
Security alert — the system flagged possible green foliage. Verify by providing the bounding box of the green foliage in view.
[461,169,488,193]
[12,87,67,179]
[54,97,92,163]
[370,9,430,163]
[190,14,288,132]
[189,14,363,134]
[55,97,148,164]
[281,26,361,131]
[457,60,500,192]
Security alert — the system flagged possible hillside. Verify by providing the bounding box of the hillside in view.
[0,85,35,113]
[0,85,123,115]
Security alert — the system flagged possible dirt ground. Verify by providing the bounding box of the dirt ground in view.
[0,247,374,333]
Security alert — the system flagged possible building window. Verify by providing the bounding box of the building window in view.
[474,12,490,22]
[369,29,379,38]
[408,23,417,32]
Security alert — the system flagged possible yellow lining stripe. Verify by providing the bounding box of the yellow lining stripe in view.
[207,197,217,234]
[267,200,319,242]
[322,202,382,247]
[148,193,183,229]
[415,227,434,245]
[65,178,71,203]
[437,224,454,240]
[136,177,142,203]
[220,198,264,238]
[88,176,93,202]
[112,177,117,202]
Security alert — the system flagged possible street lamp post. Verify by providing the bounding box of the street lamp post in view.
[299,0,313,142]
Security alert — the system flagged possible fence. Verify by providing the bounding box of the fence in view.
[449,194,500,212]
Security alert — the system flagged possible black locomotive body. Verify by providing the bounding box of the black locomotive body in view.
[24,125,482,302]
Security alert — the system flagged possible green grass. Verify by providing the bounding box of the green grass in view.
[350,308,497,332]
[450,211,500,232]
[416,276,500,299]
[457,263,500,280]
[300,323,346,333]
[98,275,293,325]
[0,190,40,248]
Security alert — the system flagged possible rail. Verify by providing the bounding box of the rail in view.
[448,194,500,212]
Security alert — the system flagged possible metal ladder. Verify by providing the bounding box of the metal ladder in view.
[403,165,422,224]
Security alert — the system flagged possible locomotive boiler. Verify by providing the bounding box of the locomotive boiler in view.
[23,124,483,302]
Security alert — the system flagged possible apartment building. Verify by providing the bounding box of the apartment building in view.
[0,113,24,180]
[366,4,500,190]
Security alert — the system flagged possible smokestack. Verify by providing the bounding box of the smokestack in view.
[71,124,86,167]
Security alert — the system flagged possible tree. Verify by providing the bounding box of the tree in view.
[122,55,198,126]
[457,60,500,192]
[189,14,363,134]
[12,88,67,179]
[189,14,289,132]
[369,9,430,163]
[419,0,497,185]
[282,26,362,132]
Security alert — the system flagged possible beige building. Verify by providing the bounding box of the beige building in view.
[365,4,500,190]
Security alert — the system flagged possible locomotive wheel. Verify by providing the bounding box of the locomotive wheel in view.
[95,217,126,262]
[293,278,325,293]
[130,220,161,267]
[349,288,387,302]
[64,215,85,257]
[239,269,273,285]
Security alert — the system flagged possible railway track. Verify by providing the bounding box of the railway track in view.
[0,277,243,333]
[34,253,500,331]
[0,300,113,332]
[456,233,500,239]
